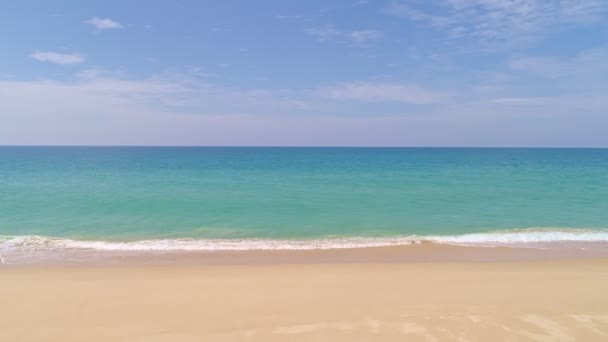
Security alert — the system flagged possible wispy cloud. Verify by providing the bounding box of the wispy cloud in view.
[384,0,608,47]
[350,30,384,44]
[30,51,85,64]
[507,48,608,82]
[85,17,123,30]
[508,56,566,78]
[321,82,442,104]
[305,26,383,45]
[1,68,607,146]
[0,69,324,119]
[305,25,342,40]
[276,14,303,20]
[494,97,555,105]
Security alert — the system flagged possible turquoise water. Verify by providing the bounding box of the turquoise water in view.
[1,147,608,254]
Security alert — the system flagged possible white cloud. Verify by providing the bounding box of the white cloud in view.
[0,72,357,146]
[85,17,123,30]
[1,70,608,146]
[349,30,384,44]
[276,14,303,20]
[0,70,322,122]
[494,97,555,105]
[304,26,342,41]
[321,82,442,104]
[507,57,566,78]
[507,48,608,82]
[384,0,608,46]
[30,51,85,64]
[305,26,383,45]
[559,0,608,23]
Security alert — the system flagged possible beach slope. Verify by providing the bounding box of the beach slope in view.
[2,259,608,341]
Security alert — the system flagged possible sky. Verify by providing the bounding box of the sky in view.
[1,0,607,147]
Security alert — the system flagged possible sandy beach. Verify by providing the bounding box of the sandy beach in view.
[5,0,608,339]
[2,246,608,341]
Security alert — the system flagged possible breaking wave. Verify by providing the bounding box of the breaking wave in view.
[1,228,608,255]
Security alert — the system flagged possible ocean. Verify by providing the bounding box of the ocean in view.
[1,146,608,262]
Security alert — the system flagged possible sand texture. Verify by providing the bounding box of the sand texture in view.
[2,259,608,341]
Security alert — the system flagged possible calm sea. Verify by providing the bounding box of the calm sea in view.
[1,147,608,260]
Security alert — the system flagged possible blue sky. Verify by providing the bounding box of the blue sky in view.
[1,0,607,146]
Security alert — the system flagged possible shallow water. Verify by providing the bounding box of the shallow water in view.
[1,147,608,256]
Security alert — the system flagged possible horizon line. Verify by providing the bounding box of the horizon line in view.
[1,145,607,149]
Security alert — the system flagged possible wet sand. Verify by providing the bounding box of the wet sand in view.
[4,242,608,267]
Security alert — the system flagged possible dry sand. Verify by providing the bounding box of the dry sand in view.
[1,250,608,341]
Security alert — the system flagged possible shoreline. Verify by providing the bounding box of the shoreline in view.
[4,242,608,267]
[4,227,608,267]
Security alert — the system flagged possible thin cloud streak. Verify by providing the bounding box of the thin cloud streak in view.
[1,71,606,146]
[30,51,85,64]
[321,82,443,104]
[305,26,383,45]
[85,17,123,30]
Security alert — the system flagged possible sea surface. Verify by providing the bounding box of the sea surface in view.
[1,146,608,263]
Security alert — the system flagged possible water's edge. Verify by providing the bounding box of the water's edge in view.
[1,228,606,256]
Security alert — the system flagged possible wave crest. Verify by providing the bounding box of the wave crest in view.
[2,228,608,253]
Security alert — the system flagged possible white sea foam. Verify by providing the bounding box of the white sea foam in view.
[1,228,608,254]
[430,228,608,246]
[0,235,421,252]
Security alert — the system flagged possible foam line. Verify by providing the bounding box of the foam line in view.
[1,228,607,253]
